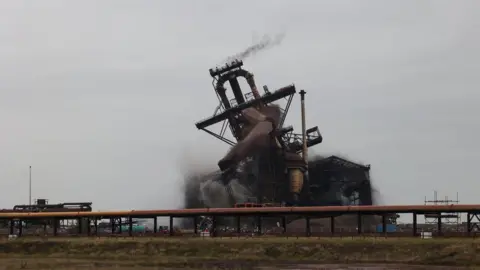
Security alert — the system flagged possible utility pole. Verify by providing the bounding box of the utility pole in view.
[29,166,32,206]
[299,90,310,202]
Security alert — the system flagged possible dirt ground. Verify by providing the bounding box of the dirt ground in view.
[0,237,479,269]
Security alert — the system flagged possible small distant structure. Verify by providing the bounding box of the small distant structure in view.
[11,198,92,212]
[424,191,460,231]
[0,198,93,231]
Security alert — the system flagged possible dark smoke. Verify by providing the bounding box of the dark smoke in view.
[182,153,380,209]
[181,153,380,229]
[224,32,286,63]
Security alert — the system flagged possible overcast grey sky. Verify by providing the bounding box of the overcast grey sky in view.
[0,0,478,213]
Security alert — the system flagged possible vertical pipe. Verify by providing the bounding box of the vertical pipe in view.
[437,213,442,235]
[18,220,23,237]
[256,216,262,236]
[29,166,32,206]
[53,218,58,236]
[245,73,261,100]
[305,216,311,237]
[9,220,14,235]
[128,216,133,237]
[212,216,217,237]
[154,217,158,234]
[357,213,362,234]
[236,216,241,234]
[330,216,335,235]
[413,213,417,236]
[87,218,91,236]
[299,90,309,200]
[216,86,240,140]
[229,78,245,104]
[77,218,82,235]
[299,90,308,161]
[467,213,471,234]
[217,87,232,110]
[382,215,386,234]
[169,216,174,236]
[110,218,114,234]
[193,216,198,235]
[94,218,98,236]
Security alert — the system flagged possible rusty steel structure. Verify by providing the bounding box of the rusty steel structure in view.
[1,204,480,238]
[195,60,321,206]
[0,199,92,213]
[191,60,375,210]
[0,199,93,229]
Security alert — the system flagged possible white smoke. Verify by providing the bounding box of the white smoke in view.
[197,163,253,207]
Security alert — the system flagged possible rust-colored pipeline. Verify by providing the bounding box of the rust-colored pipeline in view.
[1,204,480,218]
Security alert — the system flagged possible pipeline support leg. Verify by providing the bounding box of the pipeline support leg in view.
[255,216,262,236]
[154,217,158,234]
[305,216,311,237]
[413,213,417,236]
[211,216,217,237]
[356,214,362,234]
[53,218,58,236]
[18,220,23,237]
[381,215,386,235]
[110,218,115,234]
[236,216,241,235]
[128,216,133,237]
[169,216,174,236]
[330,216,335,236]
[78,218,82,235]
[437,215,442,236]
[87,218,91,236]
[9,220,14,235]
[193,216,198,235]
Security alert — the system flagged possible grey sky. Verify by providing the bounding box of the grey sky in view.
[0,0,479,216]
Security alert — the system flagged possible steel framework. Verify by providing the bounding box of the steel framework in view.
[192,60,378,208]
[424,191,460,230]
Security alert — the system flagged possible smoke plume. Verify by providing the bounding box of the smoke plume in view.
[182,162,254,210]
[182,153,380,209]
[180,153,381,229]
[224,32,286,63]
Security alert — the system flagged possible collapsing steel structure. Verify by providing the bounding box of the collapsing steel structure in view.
[192,60,373,208]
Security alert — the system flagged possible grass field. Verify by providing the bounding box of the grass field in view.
[0,237,479,269]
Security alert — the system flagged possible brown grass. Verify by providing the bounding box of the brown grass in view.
[0,237,479,269]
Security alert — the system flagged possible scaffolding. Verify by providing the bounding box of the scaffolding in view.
[424,191,460,231]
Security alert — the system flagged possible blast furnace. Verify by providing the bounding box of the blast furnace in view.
[189,60,374,209]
